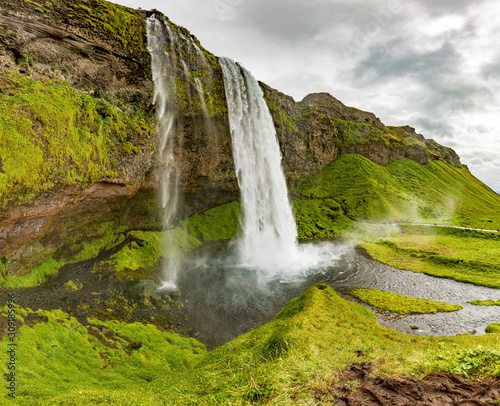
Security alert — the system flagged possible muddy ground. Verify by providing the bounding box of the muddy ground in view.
[329,362,500,405]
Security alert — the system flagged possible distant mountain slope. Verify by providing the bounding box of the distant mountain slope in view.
[298,154,500,231]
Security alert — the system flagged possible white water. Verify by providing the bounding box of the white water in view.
[220,57,326,274]
[146,15,215,290]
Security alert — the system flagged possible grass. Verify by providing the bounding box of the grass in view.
[109,228,203,276]
[468,299,500,306]
[350,288,462,314]
[360,226,500,289]
[0,69,154,203]
[0,307,205,405]
[299,154,500,230]
[3,284,500,405]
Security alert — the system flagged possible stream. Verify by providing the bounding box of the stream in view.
[177,241,500,348]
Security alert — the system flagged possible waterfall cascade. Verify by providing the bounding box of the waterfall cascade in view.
[219,57,301,272]
[147,16,337,285]
[146,15,213,289]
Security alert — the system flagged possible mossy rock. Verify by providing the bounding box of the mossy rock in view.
[485,323,500,334]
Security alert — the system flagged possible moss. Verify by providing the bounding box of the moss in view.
[64,279,82,291]
[185,201,241,241]
[0,70,154,203]
[109,228,202,274]
[485,323,500,334]
[0,307,206,403]
[468,299,500,306]
[0,257,64,289]
[263,98,298,133]
[351,288,463,314]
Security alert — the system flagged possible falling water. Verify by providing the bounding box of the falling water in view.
[146,15,214,289]
[219,57,301,272]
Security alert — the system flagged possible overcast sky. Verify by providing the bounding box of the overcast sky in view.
[116,0,500,192]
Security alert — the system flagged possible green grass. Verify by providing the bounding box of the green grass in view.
[1,0,147,55]
[351,288,462,314]
[468,299,500,306]
[4,284,500,405]
[361,227,500,289]
[0,69,153,203]
[293,199,351,240]
[299,154,500,229]
[0,307,205,405]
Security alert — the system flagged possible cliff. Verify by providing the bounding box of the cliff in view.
[0,0,495,285]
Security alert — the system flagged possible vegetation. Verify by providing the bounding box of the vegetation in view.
[361,226,500,289]
[109,228,202,277]
[428,345,500,377]
[0,69,153,203]
[468,299,500,306]
[350,288,462,314]
[1,0,147,55]
[293,199,352,240]
[184,201,241,241]
[299,154,500,230]
[485,323,500,334]
[3,284,500,405]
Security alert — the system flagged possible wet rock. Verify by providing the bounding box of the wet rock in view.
[124,279,159,301]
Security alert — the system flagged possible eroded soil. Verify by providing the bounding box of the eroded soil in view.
[329,362,500,406]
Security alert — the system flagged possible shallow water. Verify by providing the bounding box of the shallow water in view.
[177,242,500,348]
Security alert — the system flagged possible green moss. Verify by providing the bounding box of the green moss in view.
[0,70,154,203]
[110,228,202,274]
[468,299,500,306]
[429,345,500,377]
[351,288,462,314]
[2,0,147,55]
[263,98,298,133]
[185,201,241,241]
[64,280,82,291]
[3,285,500,404]
[485,323,500,334]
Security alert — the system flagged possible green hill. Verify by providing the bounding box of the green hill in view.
[298,154,500,232]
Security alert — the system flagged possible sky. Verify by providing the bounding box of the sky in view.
[115,0,500,193]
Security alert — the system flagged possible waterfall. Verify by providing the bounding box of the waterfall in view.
[146,15,214,289]
[219,57,301,271]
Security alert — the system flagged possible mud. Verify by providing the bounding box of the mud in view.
[329,362,500,405]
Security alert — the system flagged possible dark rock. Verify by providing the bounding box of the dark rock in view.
[124,279,158,300]
[129,342,142,350]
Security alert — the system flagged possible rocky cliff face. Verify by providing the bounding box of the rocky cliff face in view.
[0,0,464,281]
[261,85,461,180]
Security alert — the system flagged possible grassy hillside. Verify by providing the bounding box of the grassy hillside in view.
[299,154,500,231]
[0,69,154,203]
[3,284,500,405]
[361,225,500,289]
